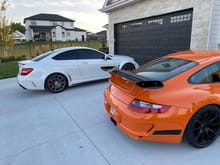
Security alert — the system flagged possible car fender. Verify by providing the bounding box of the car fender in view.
[118,61,139,69]
[42,70,71,87]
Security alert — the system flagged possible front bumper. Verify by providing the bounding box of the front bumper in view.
[104,88,191,144]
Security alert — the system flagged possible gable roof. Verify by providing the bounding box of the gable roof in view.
[29,25,87,32]
[100,0,141,12]
[24,13,75,23]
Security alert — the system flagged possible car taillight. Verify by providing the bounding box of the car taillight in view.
[129,99,170,113]
[21,68,33,76]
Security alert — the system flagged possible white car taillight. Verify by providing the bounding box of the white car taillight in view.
[21,68,33,76]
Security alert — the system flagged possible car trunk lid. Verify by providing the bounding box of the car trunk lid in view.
[102,67,163,100]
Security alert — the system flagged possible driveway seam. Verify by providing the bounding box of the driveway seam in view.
[54,95,111,165]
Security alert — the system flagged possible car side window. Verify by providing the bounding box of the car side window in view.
[189,62,220,84]
[76,49,105,60]
[53,50,78,60]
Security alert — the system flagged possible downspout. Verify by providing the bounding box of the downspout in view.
[207,0,214,50]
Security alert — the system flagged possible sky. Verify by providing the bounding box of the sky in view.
[7,0,108,33]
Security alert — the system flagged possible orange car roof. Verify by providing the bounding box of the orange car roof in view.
[166,50,220,63]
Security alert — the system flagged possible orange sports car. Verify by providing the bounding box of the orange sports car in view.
[103,50,220,148]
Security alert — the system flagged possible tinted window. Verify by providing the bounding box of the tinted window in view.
[189,62,220,84]
[53,50,78,60]
[32,51,55,61]
[76,49,105,59]
[134,58,197,81]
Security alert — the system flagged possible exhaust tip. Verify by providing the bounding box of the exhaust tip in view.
[110,117,117,126]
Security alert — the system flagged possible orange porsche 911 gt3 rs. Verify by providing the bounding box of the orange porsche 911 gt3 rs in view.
[103,50,220,148]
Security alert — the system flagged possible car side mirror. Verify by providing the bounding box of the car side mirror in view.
[105,55,112,60]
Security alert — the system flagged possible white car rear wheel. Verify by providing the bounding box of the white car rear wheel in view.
[46,73,67,93]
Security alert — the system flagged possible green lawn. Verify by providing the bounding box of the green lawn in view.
[0,61,18,79]
[0,41,105,79]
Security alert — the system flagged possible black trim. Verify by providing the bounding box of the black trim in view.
[153,130,182,135]
[101,67,164,88]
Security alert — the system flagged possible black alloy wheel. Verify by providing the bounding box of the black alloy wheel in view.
[46,74,67,93]
[121,63,135,71]
[185,105,220,148]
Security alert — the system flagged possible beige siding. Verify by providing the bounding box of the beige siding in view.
[208,0,220,50]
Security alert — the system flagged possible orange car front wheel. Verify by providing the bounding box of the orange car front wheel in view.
[185,105,220,148]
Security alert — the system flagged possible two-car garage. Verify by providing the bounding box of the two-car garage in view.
[114,9,193,64]
[101,0,220,65]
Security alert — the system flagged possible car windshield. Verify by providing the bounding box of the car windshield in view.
[32,50,57,61]
[134,58,198,81]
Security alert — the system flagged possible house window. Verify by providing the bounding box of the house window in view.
[62,32,65,38]
[170,14,191,23]
[30,21,37,25]
[62,22,64,26]
[148,19,163,25]
[70,22,73,27]
[52,21,57,26]
[52,32,56,38]
[67,32,70,37]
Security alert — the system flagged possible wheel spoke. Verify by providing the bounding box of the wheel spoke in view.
[195,130,202,140]
[207,115,218,123]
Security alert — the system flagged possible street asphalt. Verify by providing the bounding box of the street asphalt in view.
[0,78,220,165]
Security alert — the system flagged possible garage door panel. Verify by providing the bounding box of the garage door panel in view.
[114,9,193,64]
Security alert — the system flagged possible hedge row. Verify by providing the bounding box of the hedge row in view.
[0,55,30,63]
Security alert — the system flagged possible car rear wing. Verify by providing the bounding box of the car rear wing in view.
[101,67,163,88]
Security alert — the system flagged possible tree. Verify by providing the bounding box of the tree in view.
[0,0,14,56]
[11,22,25,34]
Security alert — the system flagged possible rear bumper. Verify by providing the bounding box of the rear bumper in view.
[17,74,45,90]
[104,88,191,144]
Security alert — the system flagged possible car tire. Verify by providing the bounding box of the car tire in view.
[185,105,220,148]
[45,73,68,93]
[121,63,135,71]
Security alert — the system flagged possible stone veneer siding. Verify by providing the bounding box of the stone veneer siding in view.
[107,0,212,54]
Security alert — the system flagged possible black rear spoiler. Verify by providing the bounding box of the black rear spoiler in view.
[101,66,163,88]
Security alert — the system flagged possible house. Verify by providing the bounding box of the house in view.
[100,0,220,64]
[24,13,87,42]
[13,30,26,44]
[96,30,107,41]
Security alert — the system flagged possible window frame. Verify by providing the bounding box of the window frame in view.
[188,61,220,84]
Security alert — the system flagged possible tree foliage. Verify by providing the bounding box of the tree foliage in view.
[11,22,25,34]
[0,0,14,56]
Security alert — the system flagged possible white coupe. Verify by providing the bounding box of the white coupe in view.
[17,47,139,93]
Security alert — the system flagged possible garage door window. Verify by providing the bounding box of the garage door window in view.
[171,14,191,23]
[148,19,163,25]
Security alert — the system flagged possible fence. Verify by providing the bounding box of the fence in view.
[0,41,104,62]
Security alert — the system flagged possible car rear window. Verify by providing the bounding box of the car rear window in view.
[134,58,197,81]
[32,51,55,61]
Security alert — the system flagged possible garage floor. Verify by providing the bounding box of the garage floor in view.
[0,78,220,165]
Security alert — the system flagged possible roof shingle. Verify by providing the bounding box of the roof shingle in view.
[24,13,75,23]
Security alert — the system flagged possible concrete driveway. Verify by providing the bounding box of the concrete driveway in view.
[0,78,220,165]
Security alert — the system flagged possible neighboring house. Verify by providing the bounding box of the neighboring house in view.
[96,30,107,40]
[101,0,220,64]
[87,31,107,41]
[13,30,26,44]
[24,13,87,42]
